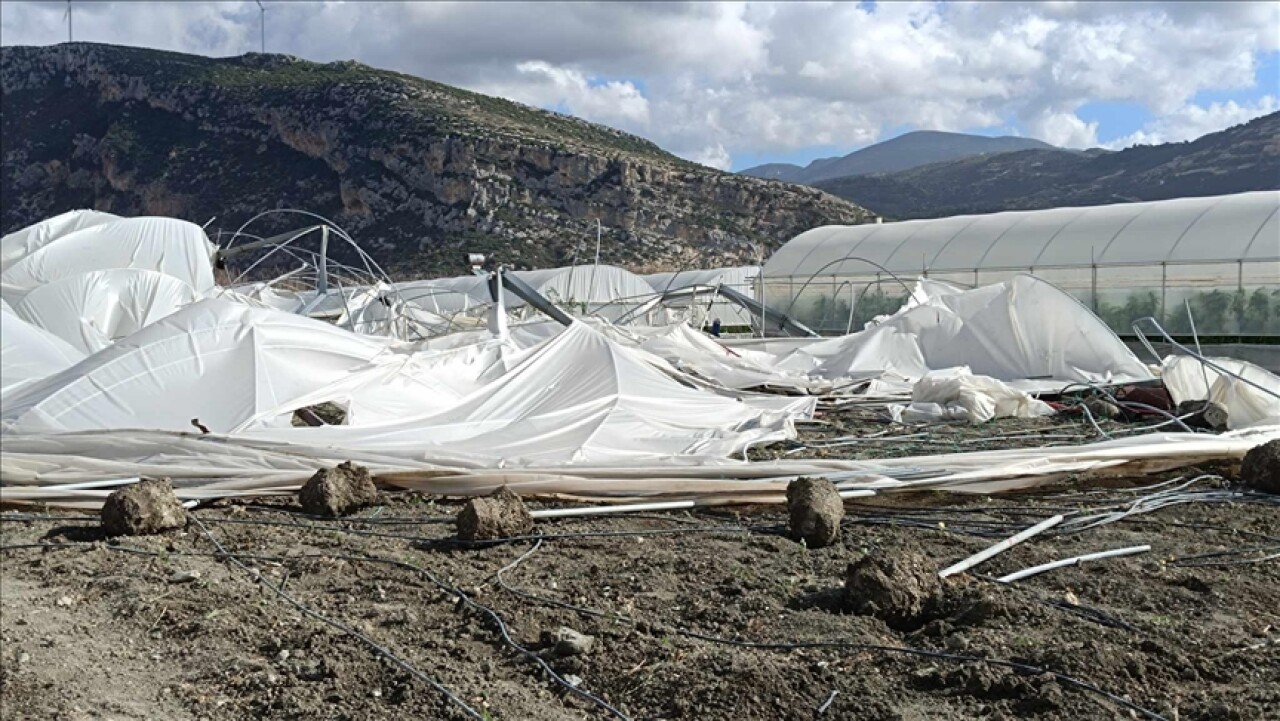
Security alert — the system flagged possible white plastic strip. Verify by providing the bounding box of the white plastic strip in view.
[996,544,1152,583]
[937,514,1064,578]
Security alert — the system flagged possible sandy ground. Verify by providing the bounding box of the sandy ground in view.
[2,415,1278,721]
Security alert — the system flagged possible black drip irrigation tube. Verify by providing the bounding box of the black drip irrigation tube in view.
[490,539,1170,721]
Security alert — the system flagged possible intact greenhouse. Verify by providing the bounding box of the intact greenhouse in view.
[760,191,1280,336]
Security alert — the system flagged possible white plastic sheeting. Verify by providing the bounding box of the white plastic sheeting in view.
[642,266,760,327]
[245,322,814,465]
[889,369,1056,424]
[0,209,120,273]
[776,276,1152,385]
[12,269,200,353]
[0,312,86,395]
[1,297,813,466]
[4,425,1274,508]
[1,216,215,303]
[1,298,399,434]
[1162,356,1280,429]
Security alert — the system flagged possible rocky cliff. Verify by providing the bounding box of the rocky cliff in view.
[1,43,871,276]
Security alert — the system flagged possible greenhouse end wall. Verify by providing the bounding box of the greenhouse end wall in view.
[759,192,1280,338]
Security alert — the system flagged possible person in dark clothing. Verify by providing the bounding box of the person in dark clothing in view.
[709,318,722,337]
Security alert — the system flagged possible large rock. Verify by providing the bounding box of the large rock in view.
[101,478,187,536]
[456,487,533,541]
[786,477,844,549]
[1240,439,1280,494]
[843,552,942,629]
[298,461,377,517]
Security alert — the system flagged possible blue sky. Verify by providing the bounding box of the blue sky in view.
[731,49,1280,171]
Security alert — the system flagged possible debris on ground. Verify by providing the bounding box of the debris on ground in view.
[786,476,844,548]
[540,627,596,658]
[1082,396,1121,419]
[1239,438,1280,493]
[100,477,188,537]
[456,486,534,540]
[843,552,942,629]
[297,461,377,517]
[1177,400,1230,431]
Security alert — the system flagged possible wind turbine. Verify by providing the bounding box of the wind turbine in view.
[64,0,72,42]
[255,0,265,53]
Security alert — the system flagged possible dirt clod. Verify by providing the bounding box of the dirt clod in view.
[1239,439,1280,493]
[786,476,843,548]
[540,627,595,658]
[455,487,533,541]
[100,477,188,536]
[298,462,377,517]
[844,552,942,629]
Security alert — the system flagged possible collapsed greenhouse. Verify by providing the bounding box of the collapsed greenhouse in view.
[760,191,1280,337]
[0,199,1277,508]
[2,198,1279,721]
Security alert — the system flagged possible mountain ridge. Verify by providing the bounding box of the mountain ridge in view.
[811,112,1280,219]
[1,43,872,277]
[740,130,1060,184]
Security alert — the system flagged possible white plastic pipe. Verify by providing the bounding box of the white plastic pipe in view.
[39,477,142,491]
[996,545,1151,583]
[526,490,876,520]
[529,500,696,519]
[938,514,1064,578]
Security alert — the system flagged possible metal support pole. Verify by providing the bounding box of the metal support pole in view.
[316,225,329,295]
[1160,262,1167,326]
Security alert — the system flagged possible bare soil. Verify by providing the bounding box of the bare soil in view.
[2,414,1278,721]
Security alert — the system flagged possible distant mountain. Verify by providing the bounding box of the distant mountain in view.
[740,130,1058,184]
[813,112,1280,219]
[1,43,871,277]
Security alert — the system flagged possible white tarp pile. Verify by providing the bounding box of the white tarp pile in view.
[594,277,1152,423]
[1,289,814,469]
[776,276,1152,388]
[1,213,215,303]
[888,368,1056,424]
[1162,356,1280,430]
[1,211,214,396]
[0,312,86,395]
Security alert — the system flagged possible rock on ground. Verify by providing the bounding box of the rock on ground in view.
[298,462,377,517]
[1175,400,1229,431]
[1239,439,1280,493]
[843,552,942,629]
[456,487,533,541]
[786,477,844,549]
[540,627,595,658]
[100,478,188,537]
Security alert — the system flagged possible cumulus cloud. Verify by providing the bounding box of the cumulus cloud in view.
[1,1,1276,168]
[1104,96,1280,149]
[1026,109,1101,148]
[496,61,651,128]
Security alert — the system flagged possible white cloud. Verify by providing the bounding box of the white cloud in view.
[1104,96,1280,149]
[1026,109,1100,148]
[689,143,732,171]
[1,1,1276,169]
[495,61,650,128]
